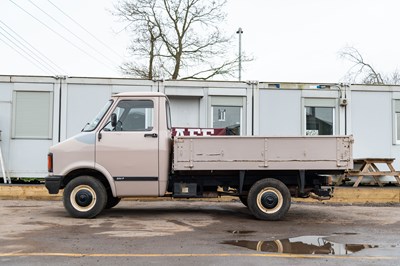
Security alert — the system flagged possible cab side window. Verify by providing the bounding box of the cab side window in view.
[106,100,154,131]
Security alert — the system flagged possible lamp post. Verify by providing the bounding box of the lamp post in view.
[236,27,243,81]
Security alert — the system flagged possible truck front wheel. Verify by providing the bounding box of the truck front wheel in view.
[247,178,291,221]
[63,176,107,218]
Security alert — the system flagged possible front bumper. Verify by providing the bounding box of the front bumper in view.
[45,176,63,194]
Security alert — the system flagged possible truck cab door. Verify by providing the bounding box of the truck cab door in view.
[96,97,159,196]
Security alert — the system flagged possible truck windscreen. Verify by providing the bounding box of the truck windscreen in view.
[82,100,113,132]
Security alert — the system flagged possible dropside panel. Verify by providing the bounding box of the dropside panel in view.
[173,136,353,171]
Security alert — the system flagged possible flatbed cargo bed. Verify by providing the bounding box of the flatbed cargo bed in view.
[173,136,353,171]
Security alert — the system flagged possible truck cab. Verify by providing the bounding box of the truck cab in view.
[46,92,172,217]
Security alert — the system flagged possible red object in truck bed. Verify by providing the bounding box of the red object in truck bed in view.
[172,127,226,137]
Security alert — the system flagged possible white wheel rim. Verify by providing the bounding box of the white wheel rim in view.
[274,240,284,253]
[256,187,283,214]
[70,185,97,212]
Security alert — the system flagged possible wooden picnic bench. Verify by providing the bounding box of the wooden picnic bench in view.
[338,158,400,187]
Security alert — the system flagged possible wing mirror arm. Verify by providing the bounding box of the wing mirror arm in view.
[98,113,117,142]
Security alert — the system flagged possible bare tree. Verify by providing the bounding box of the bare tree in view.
[114,0,246,80]
[339,46,383,84]
[383,69,400,85]
[339,46,400,85]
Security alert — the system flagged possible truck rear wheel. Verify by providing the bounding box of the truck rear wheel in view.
[63,176,107,218]
[247,178,291,221]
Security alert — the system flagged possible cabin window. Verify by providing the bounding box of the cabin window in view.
[12,91,53,139]
[304,98,336,136]
[211,97,244,135]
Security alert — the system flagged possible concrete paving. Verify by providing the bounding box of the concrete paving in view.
[0,200,399,266]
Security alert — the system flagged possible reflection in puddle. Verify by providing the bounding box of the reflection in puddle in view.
[222,236,379,255]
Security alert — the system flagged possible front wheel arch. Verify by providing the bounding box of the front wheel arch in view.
[63,168,116,197]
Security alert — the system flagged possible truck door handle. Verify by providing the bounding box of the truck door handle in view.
[144,133,158,138]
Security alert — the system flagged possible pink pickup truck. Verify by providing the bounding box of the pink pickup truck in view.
[46,92,353,220]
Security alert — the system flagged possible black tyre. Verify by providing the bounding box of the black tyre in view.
[105,189,121,209]
[247,178,291,221]
[239,195,248,207]
[63,176,107,218]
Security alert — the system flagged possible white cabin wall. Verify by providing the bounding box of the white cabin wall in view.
[258,89,302,136]
[3,79,56,177]
[2,75,400,178]
[349,88,393,167]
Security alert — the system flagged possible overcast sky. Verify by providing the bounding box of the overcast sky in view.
[0,0,399,83]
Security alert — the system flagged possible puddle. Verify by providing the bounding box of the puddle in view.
[222,235,380,255]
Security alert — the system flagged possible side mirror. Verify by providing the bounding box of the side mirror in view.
[111,113,117,128]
